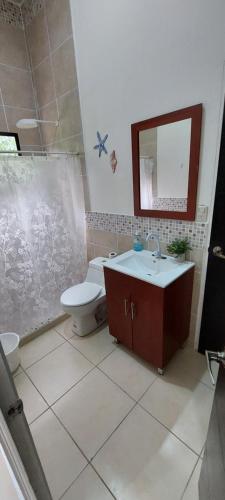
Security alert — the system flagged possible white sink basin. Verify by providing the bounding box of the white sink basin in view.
[104,249,195,288]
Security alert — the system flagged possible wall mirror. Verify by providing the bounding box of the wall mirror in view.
[131,104,202,220]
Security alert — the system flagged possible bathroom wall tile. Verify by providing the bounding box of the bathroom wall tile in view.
[48,133,84,153]
[34,57,55,108]
[94,245,113,258]
[0,106,7,131]
[58,89,82,140]
[45,0,73,52]
[117,234,133,253]
[0,22,29,69]
[6,107,41,147]
[88,229,117,249]
[52,37,77,97]
[0,65,35,108]
[26,10,49,68]
[87,243,95,261]
[39,100,59,146]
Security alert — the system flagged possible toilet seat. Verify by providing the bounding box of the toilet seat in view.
[61,282,102,307]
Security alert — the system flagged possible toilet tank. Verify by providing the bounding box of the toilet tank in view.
[86,257,109,286]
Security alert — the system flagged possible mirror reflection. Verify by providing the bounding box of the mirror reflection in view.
[139,118,192,211]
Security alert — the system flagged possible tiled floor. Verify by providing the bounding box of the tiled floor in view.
[14,319,216,500]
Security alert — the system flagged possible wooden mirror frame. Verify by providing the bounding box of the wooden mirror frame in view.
[131,104,202,220]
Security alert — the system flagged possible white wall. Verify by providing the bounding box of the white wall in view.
[70,0,225,215]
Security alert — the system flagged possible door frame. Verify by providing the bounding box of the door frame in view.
[195,64,225,349]
[0,409,36,500]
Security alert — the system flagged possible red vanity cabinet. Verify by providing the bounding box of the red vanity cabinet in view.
[104,267,194,372]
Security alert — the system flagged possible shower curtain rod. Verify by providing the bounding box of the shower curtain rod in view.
[0,150,84,156]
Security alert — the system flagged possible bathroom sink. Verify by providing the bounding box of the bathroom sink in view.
[104,249,195,288]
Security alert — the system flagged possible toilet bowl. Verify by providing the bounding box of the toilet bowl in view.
[60,257,108,336]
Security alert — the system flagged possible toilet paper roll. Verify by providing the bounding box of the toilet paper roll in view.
[109,251,117,259]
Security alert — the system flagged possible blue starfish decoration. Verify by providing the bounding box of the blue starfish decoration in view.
[93,131,108,157]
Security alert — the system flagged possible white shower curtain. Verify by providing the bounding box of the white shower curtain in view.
[0,155,87,338]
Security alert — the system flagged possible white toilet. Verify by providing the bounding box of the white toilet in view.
[60,257,108,336]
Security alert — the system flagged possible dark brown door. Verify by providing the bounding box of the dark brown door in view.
[199,104,225,353]
[104,268,133,349]
[131,278,164,368]
[199,365,225,499]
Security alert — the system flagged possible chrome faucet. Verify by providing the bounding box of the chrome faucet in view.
[146,232,162,258]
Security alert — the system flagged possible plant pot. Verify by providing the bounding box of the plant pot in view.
[176,254,185,263]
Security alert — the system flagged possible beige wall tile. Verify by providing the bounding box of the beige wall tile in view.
[0,106,7,131]
[87,243,94,262]
[93,245,112,258]
[6,107,41,146]
[46,0,72,51]
[52,38,77,97]
[26,10,49,68]
[39,100,60,145]
[117,234,133,253]
[0,65,35,108]
[0,22,29,69]
[34,57,55,108]
[189,248,204,272]
[58,89,82,139]
[87,229,118,249]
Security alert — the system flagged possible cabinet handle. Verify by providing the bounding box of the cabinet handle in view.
[131,302,136,320]
[124,298,129,317]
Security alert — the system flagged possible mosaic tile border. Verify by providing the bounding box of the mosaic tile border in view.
[86,212,209,250]
[0,0,23,29]
[152,197,187,212]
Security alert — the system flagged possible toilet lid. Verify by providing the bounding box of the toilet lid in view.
[61,282,102,307]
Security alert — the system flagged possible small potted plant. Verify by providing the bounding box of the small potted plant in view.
[167,237,191,262]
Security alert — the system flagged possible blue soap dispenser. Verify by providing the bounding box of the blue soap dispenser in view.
[133,232,143,251]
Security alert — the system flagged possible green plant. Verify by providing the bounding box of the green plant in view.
[167,238,192,256]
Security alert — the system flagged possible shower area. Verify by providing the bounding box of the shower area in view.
[0,0,87,338]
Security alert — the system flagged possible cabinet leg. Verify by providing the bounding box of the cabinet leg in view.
[158,368,164,376]
[114,338,120,344]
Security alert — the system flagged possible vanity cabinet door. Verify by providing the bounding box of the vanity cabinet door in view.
[104,268,133,349]
[131,279,164,368]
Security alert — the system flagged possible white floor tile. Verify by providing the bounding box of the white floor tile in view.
[13,365,23,377]
[93,405,197,500]
[54,317,74,340]
[182,459,202,500]
[61,465,114,500]
[14,372,48,424]
[69,324,116,365]
[30,410,87,500]
[99,347,157,400]
[27,342,93,405]
[168,346,208,384]
[20,329,65,369]
[140,369,213,454]
[53,368,134,459]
